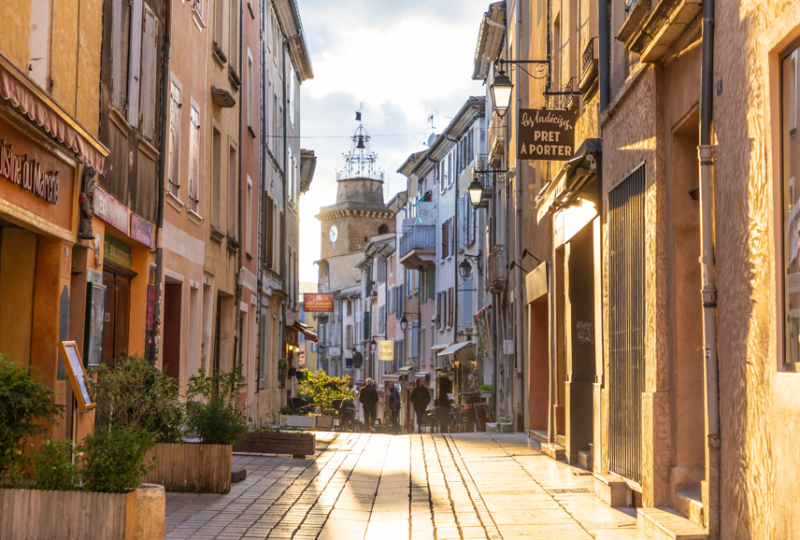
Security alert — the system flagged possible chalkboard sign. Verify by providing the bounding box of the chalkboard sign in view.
[58,341,96,411]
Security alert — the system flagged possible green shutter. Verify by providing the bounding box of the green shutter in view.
[428,264,436,299]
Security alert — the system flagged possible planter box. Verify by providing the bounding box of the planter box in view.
[0,483,164,540]
[280,414,315,429]
[141,443,232,494]
[486,422,514,433]
[315,416,334,430]
[233,432,316,458]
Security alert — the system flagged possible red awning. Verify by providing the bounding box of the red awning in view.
[0,52,108,173]
[293,321,318,343]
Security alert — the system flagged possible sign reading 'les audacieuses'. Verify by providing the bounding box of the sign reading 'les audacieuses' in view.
[517,109,576,161]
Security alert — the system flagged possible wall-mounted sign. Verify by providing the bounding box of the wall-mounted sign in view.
[304,293,334,312]
[518,109,576,161]
[104,234,132,269]
[328,347,341,357]
[352,351,364,369]
[378,340,394,362]
[130,213,155,248]
[58,341,96,412]
[94,186,129,234]
[0,141,60,205]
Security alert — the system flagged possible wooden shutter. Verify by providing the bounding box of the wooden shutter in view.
[450,217,455,255]
[436,293,441,330]
[448,287,454,327]
[229,0,239,70]
[428,265,435,299]
[188,106,200,211]
[280,212,285,275]
[127,0,144,127]
[140,6,158,139]
[214,0,224,47]
[168,83,181,196]
[110,0,129,109]
[164,283,182,380]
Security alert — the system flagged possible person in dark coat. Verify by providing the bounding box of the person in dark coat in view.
[410,378,432,433]
[388,383,401,430]
[359,378,379,431]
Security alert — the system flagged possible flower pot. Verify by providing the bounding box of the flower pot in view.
[233,431,316,458]
[141,443,232,494]
[0,483,165,540]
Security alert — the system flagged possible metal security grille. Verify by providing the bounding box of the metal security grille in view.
[608,164,646,484]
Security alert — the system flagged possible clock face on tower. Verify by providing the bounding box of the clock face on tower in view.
[329,225,339,243]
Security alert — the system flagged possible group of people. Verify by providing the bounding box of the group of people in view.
[357,377,432,433]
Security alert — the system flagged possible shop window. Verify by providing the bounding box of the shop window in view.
[783,46,800,366]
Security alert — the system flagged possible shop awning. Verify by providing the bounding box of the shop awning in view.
[438,341,475,357]
[293,321,318,343]
[0,52,108,173]
[415,372,430,378]
[431,344,449,352]
[398,366,414,376]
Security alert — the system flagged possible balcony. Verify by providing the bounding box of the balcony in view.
[579,39,598,95]
[487,245,507,294]
[474,154,496,209]
[619,0,702,63]
[399,225,436,269]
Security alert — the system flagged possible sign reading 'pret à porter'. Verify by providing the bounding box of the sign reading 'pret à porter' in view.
[518,109,576,161]
[304,293,334,312]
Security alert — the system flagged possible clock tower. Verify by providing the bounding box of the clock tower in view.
[316,124,395,260]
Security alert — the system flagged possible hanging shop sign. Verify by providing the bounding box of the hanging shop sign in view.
[352,351,364,369]
[130,213,155,248]
[378,340,394,362]
[304,293,334,312]
[517,109,576,161]
[104,234,132,269]
[94,186,129,234]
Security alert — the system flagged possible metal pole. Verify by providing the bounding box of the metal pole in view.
[513,0,524,431]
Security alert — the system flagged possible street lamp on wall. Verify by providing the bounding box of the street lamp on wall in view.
[370,338,377,354]
[490,67,513,118]
[468,171,484,206]
[400,315,409,333]
[459,254,483,279]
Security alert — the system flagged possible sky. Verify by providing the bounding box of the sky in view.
[296,0,489,283]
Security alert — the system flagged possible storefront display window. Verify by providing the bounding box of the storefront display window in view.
[783,46,800,364]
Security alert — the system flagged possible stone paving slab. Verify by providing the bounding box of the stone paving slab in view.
[165,431,645,540]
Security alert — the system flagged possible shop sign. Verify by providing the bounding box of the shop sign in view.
[130,213,155,248]
[328,347,341,357]
[0,141,60,204]
[94,186,129,234]
[518,109,576,161]
[304,293,334,312]
[146,285,155,331]
[378,340,394,362]
[104,235,132,269]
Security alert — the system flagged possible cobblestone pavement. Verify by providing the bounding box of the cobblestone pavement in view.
[165,433,644,540]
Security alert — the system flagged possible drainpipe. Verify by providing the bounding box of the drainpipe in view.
[598,0,610,110]
[698,0,719,537]
[513,0,524,431]
[152,5,172,366]
[234,0,244,372]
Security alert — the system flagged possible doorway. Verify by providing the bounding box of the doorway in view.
[102,270,131,364]
[163,283,182,380]
[529,296,549,433]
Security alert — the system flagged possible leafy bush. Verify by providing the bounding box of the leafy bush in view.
[30,438,79,491]
[298,371,353,416]
[185,367,248,446]
[280,406,301,415]
[477,384,493,392]
[80,426,155,493]
[93,353,185,443]
[0,353,65,486]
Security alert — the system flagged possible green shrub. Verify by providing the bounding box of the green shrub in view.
[185,367,248,446]
[279,406,301,415]
[80,426,155,493]
[477,384,493,392]
[0,353,65,486]
[93,353,185,443]
[298,371,353,416]
[30,438,79,491]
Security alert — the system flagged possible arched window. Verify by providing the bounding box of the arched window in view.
[378,224,389,235]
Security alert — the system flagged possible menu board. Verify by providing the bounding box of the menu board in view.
[83,283,106,368]
[58,341,96,411]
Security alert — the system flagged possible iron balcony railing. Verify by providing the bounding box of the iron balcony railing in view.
[561,79,575,110]
[400,225,436,258]
[582,39,595,81]
[475,154,496,188]
[486,245,507,294]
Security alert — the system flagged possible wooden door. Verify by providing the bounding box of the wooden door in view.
[114,276,130,361]
[163,283,182,380]
[102,271,116,365]
[213,299,221,375]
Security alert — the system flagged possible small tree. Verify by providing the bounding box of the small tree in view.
[0,353,64,486]
[185,367,248,446]
[298,371,353,416]
[93,353,185,443]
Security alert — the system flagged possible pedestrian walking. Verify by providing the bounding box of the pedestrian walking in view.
[359,378,379,431]
[389,383,401,431]
[410,378,431,433]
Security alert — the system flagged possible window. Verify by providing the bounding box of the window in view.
[266,7,272,52]
[188,104,200,212]
[259,314,268,388]
[110,0,130,109]
[441,219,449,259]
[214,0,224,53]
[168,82,182,198]
[229,0,239,73]
[127,0,144,127]
[212,127,222,228]
[389,256,393,276]
[448,287,454,328]
[247,50,254,133]
[228,143,237,237]
[289,65,296,127]
[246,176,253,256]
[139,6,158,139]
[783,45,800,365]
[263,195,274,269]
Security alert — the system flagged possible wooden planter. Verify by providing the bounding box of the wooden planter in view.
[0,483,164,540]
[141,443,232,494]
[233,432,316,458]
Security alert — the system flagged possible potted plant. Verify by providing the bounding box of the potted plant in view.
[0,353,165,539]
[298,371,353,431]
[181,366,249,494]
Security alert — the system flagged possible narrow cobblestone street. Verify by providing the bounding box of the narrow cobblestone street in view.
[165,433,642,540]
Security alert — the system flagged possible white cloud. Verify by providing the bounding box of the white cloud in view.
[297,0,489,283]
